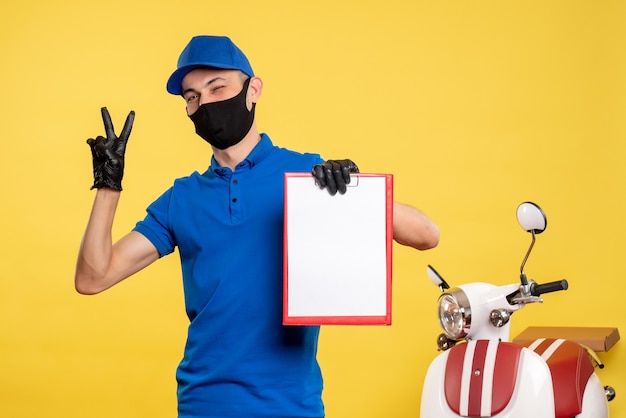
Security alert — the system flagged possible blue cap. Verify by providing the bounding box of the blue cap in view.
[166,36,255,95]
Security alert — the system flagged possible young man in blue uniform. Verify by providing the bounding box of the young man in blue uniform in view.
[75,35,439,418]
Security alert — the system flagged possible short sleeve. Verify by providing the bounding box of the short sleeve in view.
[133,188,176,257]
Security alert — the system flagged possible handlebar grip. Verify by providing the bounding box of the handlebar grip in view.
[530,279,569,296]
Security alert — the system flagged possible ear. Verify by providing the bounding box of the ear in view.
[248,76,263,104]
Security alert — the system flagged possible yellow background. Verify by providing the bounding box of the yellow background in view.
[1,1,625,417]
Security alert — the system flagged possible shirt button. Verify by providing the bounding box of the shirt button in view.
[232,198,238,203]
[233,180,238,185]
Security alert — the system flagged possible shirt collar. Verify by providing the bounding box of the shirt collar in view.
[209,133,273,175]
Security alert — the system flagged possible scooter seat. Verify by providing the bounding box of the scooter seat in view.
[522,338,595,418]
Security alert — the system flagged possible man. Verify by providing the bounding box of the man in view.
[76,35,439,418]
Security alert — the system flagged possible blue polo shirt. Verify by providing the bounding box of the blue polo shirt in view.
[133,134,325,418]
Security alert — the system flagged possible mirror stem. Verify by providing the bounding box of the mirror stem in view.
[519,230,536,286]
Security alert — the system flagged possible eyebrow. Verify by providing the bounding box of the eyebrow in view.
[182,76,227,96]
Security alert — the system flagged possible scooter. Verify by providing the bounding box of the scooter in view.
[420,202,616,418]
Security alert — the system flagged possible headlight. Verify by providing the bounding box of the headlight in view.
[437,288,471,339]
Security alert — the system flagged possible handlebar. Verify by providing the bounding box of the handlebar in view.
[530,279,568,296]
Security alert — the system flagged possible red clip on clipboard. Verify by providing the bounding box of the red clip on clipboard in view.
[283,173,393,325]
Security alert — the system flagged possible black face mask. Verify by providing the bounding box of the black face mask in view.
[189,77,256,150]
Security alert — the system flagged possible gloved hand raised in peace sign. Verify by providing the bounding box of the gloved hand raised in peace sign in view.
[86,107,135,191]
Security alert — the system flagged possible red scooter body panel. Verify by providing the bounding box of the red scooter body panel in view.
[444,341,522,416]
[522,339,595,418]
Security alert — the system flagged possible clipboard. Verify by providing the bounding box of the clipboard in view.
[283,173,393,325]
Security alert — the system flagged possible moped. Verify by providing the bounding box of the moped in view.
[420,202,616,417]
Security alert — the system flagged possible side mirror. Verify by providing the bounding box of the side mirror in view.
[516,202,547,234]
[516,202,547,285]
[427,264,449,291]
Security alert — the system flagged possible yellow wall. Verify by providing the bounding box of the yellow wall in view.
[1,1,624,417]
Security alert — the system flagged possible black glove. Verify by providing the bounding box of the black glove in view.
[86,107,135,191]
[312,159,360,196]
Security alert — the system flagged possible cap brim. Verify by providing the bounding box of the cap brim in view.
[166,65,205,95]
[166,63,254,96]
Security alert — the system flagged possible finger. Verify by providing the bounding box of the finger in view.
[120,110,135,140]
[340,161,352,186]
[331,162,347,195]
[86,138,98,154]
[348,160,360,174]
[87,136,107,157]
[116,111,135,154]
[101,107,116,139]
[324,164,338,195]
[312,165,327,188]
